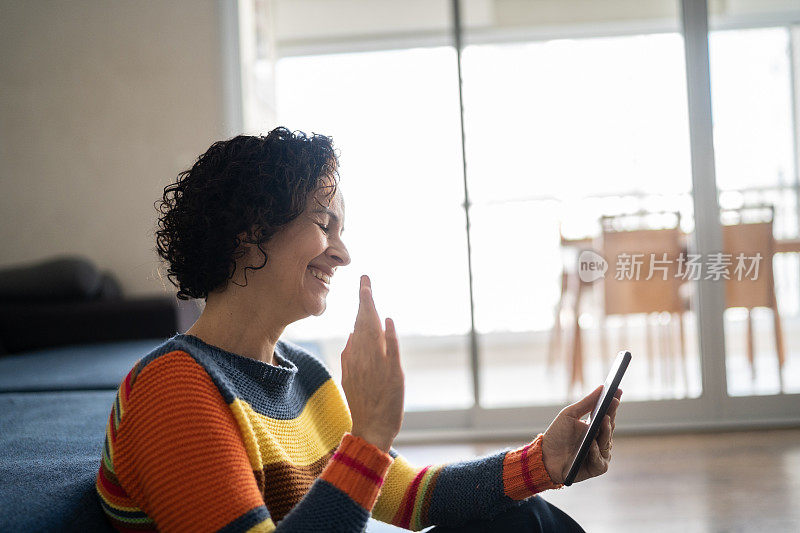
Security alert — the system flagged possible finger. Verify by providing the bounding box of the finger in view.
[355,275,383,335]
[565,385,603,418]
[385,317,402,369]
[607,397,621,425]
[354,276,371,326]
[611,402,617,439]
[597,414,612,453]
[587,439,603,473]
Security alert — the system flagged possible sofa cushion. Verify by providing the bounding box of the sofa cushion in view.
[97,271,123,300]
[0,390,116,532]
[0,255,104,303]
[0,339,163,392]
[0,297,187,354]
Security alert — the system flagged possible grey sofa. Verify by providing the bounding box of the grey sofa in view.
[0,256,408,532]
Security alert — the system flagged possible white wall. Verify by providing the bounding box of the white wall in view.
[0,0,228,297]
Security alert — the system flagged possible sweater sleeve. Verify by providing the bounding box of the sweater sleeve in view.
[370,435,564,531]
[276,432,393,531]
[112,351,393,532]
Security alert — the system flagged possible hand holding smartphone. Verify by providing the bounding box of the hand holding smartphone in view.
[562,350,631,486]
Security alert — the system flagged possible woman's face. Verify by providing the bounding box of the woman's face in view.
[243,184,350,320]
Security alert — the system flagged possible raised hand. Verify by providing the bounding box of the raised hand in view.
[541,386,622,485]
[340,275,405,453]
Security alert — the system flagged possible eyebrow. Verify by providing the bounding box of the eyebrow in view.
[313,208,344,233]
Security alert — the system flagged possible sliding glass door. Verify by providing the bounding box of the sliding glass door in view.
[700,1,800,432]
[458,2,703,407]
[243,0,800,434]
[269,1,476,412]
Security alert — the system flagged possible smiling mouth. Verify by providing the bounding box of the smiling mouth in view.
[307,266,331,288]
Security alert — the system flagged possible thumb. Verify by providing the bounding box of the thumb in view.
[565,385,603,418]
[342,333,353,354]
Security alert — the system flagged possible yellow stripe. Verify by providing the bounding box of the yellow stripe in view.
[246,517,276,532]
[411,465,440,530]
[232,379,353,467]
[118,378,127,418]
[229,400,265,471]
[372,454,422,523]
[113,392,121,428]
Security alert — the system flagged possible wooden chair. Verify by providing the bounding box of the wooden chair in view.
[547,231,599,393]
[598,211,689,391]
[721,205,785,389]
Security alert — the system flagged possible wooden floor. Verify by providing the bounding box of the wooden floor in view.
[392,428,800,532]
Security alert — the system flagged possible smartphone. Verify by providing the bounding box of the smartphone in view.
[563,350,631,487]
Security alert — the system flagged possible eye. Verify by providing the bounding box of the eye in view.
[317,223,330,234]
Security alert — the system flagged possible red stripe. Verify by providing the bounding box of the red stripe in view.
[520,443,538,494]
[398,466,429,529]
[120,370,133,403]
[108,411,117,441]
[97,463,128,499]
[122,368,133,401]
[331,452,384,486]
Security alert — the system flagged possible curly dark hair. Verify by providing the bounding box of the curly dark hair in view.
[154,126,339,301]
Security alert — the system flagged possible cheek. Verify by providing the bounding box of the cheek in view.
[275,224,329,270]
[293,234,327,269]
[307,230,328,252]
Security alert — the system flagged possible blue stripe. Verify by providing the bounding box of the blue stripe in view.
[133,336,334,420]
[113,391,121,427]
[275,479,370,531]
[218,505,271,533]
[426,448,516,527]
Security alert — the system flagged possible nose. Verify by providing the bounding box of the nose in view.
[329,236,351,267]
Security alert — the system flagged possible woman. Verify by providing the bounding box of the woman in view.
[95,127,622,532]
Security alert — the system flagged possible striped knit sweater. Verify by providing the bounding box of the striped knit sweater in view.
[95,333,562,532]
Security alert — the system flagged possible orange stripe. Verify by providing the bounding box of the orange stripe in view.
[330,452,384,485]
[320,460,379,509]
[502,434,562,500]
[113,351,266,532]
[319,433,392,510]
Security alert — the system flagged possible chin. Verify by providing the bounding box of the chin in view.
[307,299,327,317]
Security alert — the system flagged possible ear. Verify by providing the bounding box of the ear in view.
[238,225,264,245]
[232,228,260,266]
